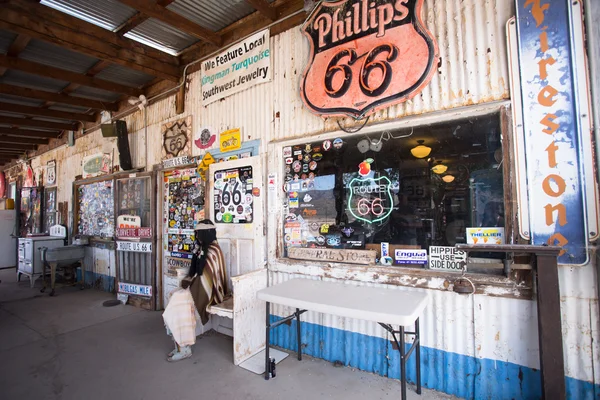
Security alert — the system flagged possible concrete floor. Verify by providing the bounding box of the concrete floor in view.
[0,268,458,400]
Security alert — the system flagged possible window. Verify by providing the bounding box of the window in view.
[281,113,505,267]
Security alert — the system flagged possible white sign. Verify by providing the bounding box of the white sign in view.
[428,246,466,272]
[395,249,428,265]
[201,29,271,105]
[116,241,152,253]
[118,282,152,297]
[163,156,190,169]
[268,173,276,192]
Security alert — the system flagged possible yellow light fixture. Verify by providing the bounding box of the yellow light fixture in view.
[432,163,448,174]
[442,175,455,183]
[410,140,431,159]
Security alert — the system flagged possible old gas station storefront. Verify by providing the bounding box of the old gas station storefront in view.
[1,0,599,399]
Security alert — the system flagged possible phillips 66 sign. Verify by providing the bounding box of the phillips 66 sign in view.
[300,0,439,118]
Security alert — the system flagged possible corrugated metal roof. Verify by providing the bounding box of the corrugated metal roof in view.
[125,18,199,55]
[19,39,100,74]
[0,30,18,54]
[40,0,137,31]
[167,0,256,32]
[94,64,154,89]
[0,70,69,92]
[48,104,92,113]
[70,86,121,103]
[0,94,44,107]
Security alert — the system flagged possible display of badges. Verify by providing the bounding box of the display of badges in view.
[213,166,254,224]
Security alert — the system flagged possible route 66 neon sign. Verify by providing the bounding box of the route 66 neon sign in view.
[347,175,393,223]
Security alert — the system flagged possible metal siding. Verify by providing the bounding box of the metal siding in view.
[40,0,138,31]
[94,64,155,89]
[118,251,152,285]
[167,0,256,32]
[125,18,199,55]
[48,104,93,113]
[0,70,69,92]
[0,30,17,54]
[18,39,100,74]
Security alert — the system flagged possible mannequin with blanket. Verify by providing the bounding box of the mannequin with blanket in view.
[163,220,230,361]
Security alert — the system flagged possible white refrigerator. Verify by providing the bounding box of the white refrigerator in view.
[0,210,17,268]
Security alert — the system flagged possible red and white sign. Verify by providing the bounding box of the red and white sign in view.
[300,0,439,118]
[115,227,152,238]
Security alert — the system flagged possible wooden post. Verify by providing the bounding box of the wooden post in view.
[456,244,565,400]
[175,80,185,115]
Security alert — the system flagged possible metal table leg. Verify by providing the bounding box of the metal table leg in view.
[296,308,302,361]
[265,301,270,380]
[378,318,422,400]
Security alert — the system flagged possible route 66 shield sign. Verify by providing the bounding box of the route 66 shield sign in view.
[347,175,394,224]
[301,0,439,118]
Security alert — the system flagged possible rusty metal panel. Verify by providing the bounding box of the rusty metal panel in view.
[125,18,198,55]
[167,0,257,32]
[40,0,137,31]
[94,64,155,89]
[18,39,100,74]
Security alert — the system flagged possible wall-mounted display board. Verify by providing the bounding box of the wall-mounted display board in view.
[75,178,115,238]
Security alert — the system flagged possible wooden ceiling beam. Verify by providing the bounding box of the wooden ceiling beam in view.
[0,83,119,112]
[116,12,149,36]
[245,0,278,20]
[0,1,181,82]
[0,127,61,138]
[0,116,76,131]
[0,135,48,145]
[0,55,143,97]
[0,101,96,123]
[116,0,222,46]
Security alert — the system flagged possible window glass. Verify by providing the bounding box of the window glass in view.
[281,113,504,264]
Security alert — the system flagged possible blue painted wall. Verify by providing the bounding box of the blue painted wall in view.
[76,269,115,293]
[269,315,599,400]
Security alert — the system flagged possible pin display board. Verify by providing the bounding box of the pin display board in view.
[213,166,254,224]
[75,179,115,237]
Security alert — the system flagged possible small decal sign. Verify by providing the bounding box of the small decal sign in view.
[116,241,153,253]
[300,0,439,118]
[118,282,152,297]
[219,128,241,152]
[428,246,466,272]
[46,160,56,186]
[395,249,427,265]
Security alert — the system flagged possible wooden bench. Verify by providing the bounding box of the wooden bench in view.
[257,278,429,400]
[206,269,267,365]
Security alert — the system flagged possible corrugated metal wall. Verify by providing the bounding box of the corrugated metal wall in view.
[16,0,599,398]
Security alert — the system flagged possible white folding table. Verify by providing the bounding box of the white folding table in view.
[257,279,429,400]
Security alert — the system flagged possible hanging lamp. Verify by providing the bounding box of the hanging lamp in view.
[442,174,455,183]
[431,162,448,174]
[410,140,431,159]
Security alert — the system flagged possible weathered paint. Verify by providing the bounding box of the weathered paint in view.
[3,0,598,398]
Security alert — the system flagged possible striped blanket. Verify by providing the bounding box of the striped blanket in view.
[189,242,230,324]
[162,288,200,346]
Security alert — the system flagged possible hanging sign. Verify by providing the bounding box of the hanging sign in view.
[201,29,271,106]
[219,128,242,152]
[288,247,376,265]
[46,160,56,186]
[300,0,439,118]
[115,228,152,238]
[513,0,598,264]
[0,171,5,198]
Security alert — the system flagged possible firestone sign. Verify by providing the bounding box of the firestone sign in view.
[300,0,439,118]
